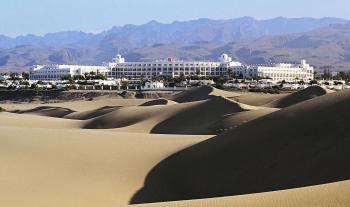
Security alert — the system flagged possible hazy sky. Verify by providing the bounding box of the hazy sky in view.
[0,0,349,37]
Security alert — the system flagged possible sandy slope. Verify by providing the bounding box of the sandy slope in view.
[140,99,178,106]
[172,85,240,103]
[3,94,266,135]
[0,112,83,129]
[234,86,328,108]
[1,86,329,135]
[84,97,247,134]
[0,126,210,207]
[233,93,288,106]
[11,106,75,118]
[265,86,328,108]
[211,107,279,133]
[131,89,350,203]
[63,106,121,120]
[1,87,349,207]
[136,180,350,207]
[0,98,152,112]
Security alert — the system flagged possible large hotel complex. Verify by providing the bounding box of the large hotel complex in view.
[29,54,314,82]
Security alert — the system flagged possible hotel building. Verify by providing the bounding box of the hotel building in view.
[108,54,313,82]
[29,54,314,82]
[234,60,314,82]
[29,65,109,81]
[107,54,242,80]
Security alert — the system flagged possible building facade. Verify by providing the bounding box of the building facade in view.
[108,54,314,82]
[29,54,314,82]
[107,54,242,80]
[234,60,314,82]
[29,65,109,81]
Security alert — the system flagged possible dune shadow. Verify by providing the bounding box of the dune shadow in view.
[172,86,215,103]
[267,86,327,108]
[64,106,120,120]
[151,96,246,135]
[130,90,350,204]
[11,106,75,118]
[140,99,170,106]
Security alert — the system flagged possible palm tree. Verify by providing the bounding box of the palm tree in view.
[140,75,145,91]
[227,68,233,78]
[196,69,201,77]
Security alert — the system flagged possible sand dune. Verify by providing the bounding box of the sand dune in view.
[211,107,279,133]
[0,112,83,129]
[131,89,350,203]
[83,102,195,132]
[5,94,253,135]
[9,105,116,120]
[0,126,210,207]
[1,87,349,207]
[63,106,120,120]
[84,97,246,134]
[233,93,289,106]
[136,180,350,207]
[11,106,75,118]
[265,86,328,108]
[173,85,239,103]
[234,86,328,108]
[140,99,178,106]
[0,98,152,112]
[151,97,248,135]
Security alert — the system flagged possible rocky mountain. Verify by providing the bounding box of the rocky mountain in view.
[124,23,350,71]
[0,32,101,49]
[0,17,350,72]
[1,17,347,49]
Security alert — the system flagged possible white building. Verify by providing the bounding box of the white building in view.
[0,75,8,81]
[108,54,314,82]
[29,54,315,82]
[29,65,109,81]
[143,81,164,89]
[108,54,125,67]
[234,60,314,82]
[108,54,242,80]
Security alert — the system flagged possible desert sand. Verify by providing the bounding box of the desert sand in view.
[0,86,349,207]
[135,180,350,207]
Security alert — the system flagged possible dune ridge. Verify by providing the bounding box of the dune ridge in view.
[140,99,178,106]
[63,106,120,120]
[172,85,240,103]
[135,180,350,207]
[0,112,83,129]
[131,89,350,203]
[0,98,152,112]
[0,86,349,207]
[3,86,333,135]
[11,106,75,118]
[5,92,264,135]
[265,86,328,108]
[211,107,279,132]
[84,96,247,134]
[234,86,328,108]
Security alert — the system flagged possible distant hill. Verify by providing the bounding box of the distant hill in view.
[1,17,347,49]
[106,23,350,71]
[0,17,349,72]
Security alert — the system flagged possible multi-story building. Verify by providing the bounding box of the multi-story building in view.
[29,65,109,81]
[29,54,314,82]
[234,60,314,82]
[107,54,242,80]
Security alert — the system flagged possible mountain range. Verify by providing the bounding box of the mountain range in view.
[1,17,350,72]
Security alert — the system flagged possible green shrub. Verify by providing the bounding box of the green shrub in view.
[0,107,5,112]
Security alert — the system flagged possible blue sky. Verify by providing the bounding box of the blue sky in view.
[0,0,349,37]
